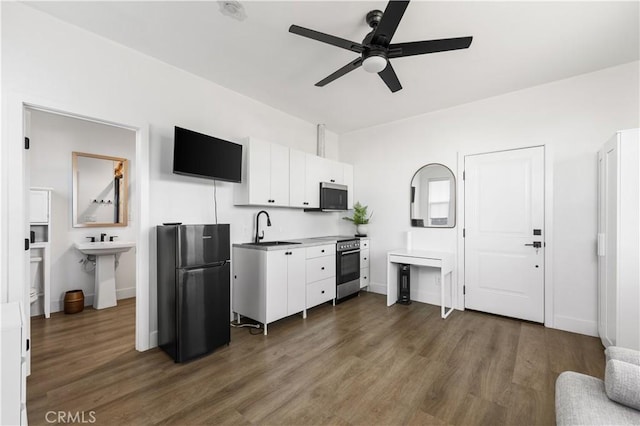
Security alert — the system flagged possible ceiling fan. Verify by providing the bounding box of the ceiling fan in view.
[289,0,473,93]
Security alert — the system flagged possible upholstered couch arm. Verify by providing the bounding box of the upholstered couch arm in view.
[556,371,640,425]
[605,359,640,411]
[605,346,640,366]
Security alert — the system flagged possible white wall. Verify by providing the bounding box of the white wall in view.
[339,61,640,336]
[1,3,341,338]
[29,109,137,314]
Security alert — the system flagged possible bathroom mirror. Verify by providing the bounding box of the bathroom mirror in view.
[72,152,128,227]
[410,163,456,228]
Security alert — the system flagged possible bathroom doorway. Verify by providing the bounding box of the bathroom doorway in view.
[27,108,137,320]
[4,96,151,377]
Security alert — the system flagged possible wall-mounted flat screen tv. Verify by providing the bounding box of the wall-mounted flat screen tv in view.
[173,126,242,183]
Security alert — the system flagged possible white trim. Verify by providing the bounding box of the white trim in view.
[45,288,136,314]
[117,287,137,300]
[149,330,158,349]
[368,281,387,295]
[456,151,464,310]
[135,123,151,351]
[543,145,555,328]
[554,315,598,337]
[457,142,554,324]
[3,91,151,353]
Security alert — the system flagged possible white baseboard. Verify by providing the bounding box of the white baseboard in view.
[116,287,136,300]
[553,315,598,337]
[47,287,136,314]
[149,330,158,348]
[368,281,387,295]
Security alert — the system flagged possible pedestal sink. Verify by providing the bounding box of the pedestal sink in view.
[75,241,135,309]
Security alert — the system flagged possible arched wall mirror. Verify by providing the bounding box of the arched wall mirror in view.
[72,151,128,227]
[410,163,456,228]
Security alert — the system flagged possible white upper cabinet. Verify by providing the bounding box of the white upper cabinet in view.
[269,143,290,207]
[304,154,324,208]
[30,189,49,223]
[235,137,290,207]
[236,137,354,209]
[343,164,354,210]
[289,149,310,208]
[316,156,344,185]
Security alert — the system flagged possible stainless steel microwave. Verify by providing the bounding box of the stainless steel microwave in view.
[319,182,348,211]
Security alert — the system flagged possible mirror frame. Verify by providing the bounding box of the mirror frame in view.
[410,163,456,228]
[72,151,129,228]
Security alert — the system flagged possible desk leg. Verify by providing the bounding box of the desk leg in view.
[441,269,454,319]
[387,256,398,307]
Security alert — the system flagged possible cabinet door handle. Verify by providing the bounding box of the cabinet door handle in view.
[321,249,325,253]
[321,267,325,270]
[364,257,367,260]
[330,179,335,182]
[321,290,325,294]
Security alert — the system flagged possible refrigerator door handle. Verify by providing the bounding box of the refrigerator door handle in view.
[181,260,227,271]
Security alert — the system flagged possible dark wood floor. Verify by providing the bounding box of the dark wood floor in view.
[28,293,604,425]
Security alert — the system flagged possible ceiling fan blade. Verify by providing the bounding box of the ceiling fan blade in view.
[289,25,364,53]
[371,1,410,46]
[388,36,473,58]
[378,62,402,93]
[315,58,363,87]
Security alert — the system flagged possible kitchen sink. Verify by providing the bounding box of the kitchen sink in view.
[244,241,302,247]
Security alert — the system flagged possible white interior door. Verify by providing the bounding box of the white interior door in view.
[464,146,545,322]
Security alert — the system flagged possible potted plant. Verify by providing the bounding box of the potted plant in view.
[343,202,372,236]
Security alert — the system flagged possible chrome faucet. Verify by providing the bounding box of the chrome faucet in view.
[255,210,272,244]
[100,233,107,242]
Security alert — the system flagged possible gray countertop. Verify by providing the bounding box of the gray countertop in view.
[233,235,366,251]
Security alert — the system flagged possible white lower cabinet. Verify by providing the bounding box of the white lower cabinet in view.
[307,278,336,309]
[306,244,336,309]
[360,238,370,289]
[233,247,305,335]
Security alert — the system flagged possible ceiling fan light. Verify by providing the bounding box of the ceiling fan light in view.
[362,55,387,73]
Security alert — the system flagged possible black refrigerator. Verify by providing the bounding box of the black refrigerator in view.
[157,224,230,363]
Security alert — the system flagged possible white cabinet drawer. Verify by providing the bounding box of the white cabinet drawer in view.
[360,249,370,269]
[360,268,370,288]
[306,244,335,259]
[306,256,335,283]
[360,239,369,249]
[306,277,336,308]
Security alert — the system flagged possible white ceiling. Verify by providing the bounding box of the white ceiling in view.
[26,1,639,134]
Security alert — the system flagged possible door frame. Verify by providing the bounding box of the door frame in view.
[3,91,152,351]
[456,144,555,328]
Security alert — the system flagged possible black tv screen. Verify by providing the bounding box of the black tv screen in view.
[173,126,242,183]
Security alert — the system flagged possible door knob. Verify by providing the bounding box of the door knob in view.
[524,242,542,248]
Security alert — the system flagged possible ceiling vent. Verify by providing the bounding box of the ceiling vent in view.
[218,1,247,21]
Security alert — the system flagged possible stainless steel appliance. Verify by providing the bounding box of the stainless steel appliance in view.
[336,238,361,302]
[156,224,230,363]
[304,182,348,212]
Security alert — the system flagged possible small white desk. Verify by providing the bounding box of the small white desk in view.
[387,249,455,319]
